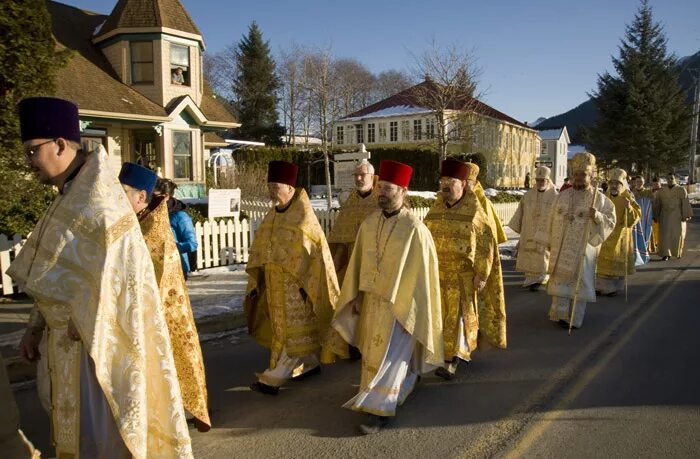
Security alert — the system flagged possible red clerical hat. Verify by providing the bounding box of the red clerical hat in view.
[440,158,469,181]
[267,160,298,186]
[378,160,413,188]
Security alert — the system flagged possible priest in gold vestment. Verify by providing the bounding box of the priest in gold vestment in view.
[119,162,210,432]
[332,160,443,435]
[424,159,500,380]
[9,97,192,458]
[653,173,693,260]
[596,169,641,296]
[536,152,616,329]
[327,159,379,283]
[508,166,558,291]
[245,161,341,395]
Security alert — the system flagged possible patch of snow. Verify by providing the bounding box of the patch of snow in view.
[341,105,433,122]
[310,198,341,210]
[408,191,437,199]
[483,188,499,197]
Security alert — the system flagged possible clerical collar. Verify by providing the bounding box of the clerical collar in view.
[275,200,293,213]
[537,188,546,193]
[382,208,401,218]
[358,188,372,199]
[445,194,464,208]
[59,159,86,195]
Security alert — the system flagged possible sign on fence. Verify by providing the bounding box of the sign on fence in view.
[208,188,242,218]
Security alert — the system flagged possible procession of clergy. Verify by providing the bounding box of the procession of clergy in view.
[1,97,693,457]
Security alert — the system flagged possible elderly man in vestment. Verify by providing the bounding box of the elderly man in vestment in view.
[424,159,501,380]
[536,152,616,329]
[649,178,662,253]
[331,160,443,435]
[10,97,193,458]
[0,353,39,458]
[596,169,641,296]
[327,159,379,284]
[245,161,341,395]
[508,166,558,291]
[653,173,693,261]
[119,163,211,432]
[631,176,654,265]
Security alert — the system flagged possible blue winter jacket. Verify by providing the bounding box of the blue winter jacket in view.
[167,198,197,273]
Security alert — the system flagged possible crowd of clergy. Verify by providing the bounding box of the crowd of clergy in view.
[1,97,694,457]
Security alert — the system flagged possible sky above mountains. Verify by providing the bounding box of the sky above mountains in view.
[63,0,700,123]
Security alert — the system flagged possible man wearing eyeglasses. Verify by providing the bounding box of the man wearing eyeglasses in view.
[9,97,193,458]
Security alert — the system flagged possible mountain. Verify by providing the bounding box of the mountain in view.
[536,50,700,144]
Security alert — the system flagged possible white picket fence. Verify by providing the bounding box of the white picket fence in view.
[0,201,518,295]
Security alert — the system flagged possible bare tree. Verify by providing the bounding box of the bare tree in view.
[410,41,483,160]
[373,69,415,102]
[278,44,305,145]
[301,48,343,209]
[203,44,237,103]
[333,58,376,117]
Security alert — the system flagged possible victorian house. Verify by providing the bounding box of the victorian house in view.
[332,80,541,188]
[47,0,239,198]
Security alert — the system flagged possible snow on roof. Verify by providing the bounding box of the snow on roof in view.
[341,105,433,121]
[567,144,587,159]
[538,128,564,140]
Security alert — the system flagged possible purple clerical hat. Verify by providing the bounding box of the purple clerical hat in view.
[18,97,81,143]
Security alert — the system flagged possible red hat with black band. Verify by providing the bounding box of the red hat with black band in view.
[378,160,413,188]
[267,160,298,187]
[440,158,469,181]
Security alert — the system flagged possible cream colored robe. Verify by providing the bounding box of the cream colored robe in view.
[139,197,210,428]
[597,190,641,278]
[653,185,693,258]
[509,186,558,280]
[538,187,616,304]
[332,208,444,371]
[7,147,192,458]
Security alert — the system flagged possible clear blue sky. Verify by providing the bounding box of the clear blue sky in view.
[62,0,700,123]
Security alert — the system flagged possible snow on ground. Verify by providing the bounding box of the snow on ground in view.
[309,197,340,210]
[187,264,248,320]
[408,190,437,199]
[499,226,519,261]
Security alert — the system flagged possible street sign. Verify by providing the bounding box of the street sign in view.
[208,188,241,218]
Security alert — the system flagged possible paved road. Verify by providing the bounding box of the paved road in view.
[13,213,700,458]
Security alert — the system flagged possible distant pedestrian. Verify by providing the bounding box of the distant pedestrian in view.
[524,172,531,189]
[560,177,572,192]
[154,178,198,277]
[653,173,693,260]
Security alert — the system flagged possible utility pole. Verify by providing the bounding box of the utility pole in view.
[690,73,700,184]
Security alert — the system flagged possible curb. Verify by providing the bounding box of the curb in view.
[6,311,248,385]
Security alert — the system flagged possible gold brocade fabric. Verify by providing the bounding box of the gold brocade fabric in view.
[139,198,210,428]
[356,292,395,389]
[597,191,641,277]
[244,188,342,363]
[331,208,444,367]
[425,194,502,354]
[475,182,507,244]
[328,188,379,284]
[508,186,558,275]
[7,147,193,459]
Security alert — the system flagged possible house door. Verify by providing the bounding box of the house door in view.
[133,130,159,171]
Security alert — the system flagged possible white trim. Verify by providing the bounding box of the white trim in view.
[94,27,205,48]
[79,109,169,122]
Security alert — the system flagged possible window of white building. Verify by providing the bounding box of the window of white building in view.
[389,122,398,142]
[367,123,375,143]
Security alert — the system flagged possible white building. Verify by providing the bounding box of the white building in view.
[537,127,570,188]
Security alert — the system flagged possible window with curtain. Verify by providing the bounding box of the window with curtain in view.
[170,44,191,86]
[172,131,192,179]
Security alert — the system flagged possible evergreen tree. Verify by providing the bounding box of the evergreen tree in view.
[232,22,285,146]
[587,0,690,176]
[0,0,71,235]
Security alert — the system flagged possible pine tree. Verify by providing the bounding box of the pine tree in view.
[587,0,690,176]
[0,0,71,235]
[232,22,285,146]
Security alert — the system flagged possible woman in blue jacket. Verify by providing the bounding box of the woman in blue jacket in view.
[154,179,197,278]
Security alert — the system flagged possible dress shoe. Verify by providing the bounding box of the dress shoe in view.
[661,256,670,261]
[349,346,362,361]
[359,415,389,435]
[250,381,279,395]
[435,367,454,381]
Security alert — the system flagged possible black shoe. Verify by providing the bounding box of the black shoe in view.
[557,319,570,329]
[595,290,602,296]
[528,283,541,292]
[661,256,670,261]
[435,367,454,381]
[606,291,618,297]
[359,415,389,435]
[291,366,321,381]
[349,346,362,361]
[250,381,279,395]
